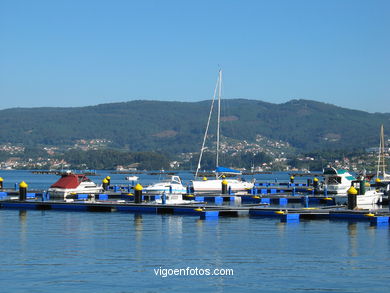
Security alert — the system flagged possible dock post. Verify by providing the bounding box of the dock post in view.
[169,185,173,194]
[359,180,366,195]
[102,178,109,191]
[324,185,328,197]
[14,183,17,190]
[313,177,319,193]
[19,181,28,201]
[162,192,166,204]
[347,186,357,210]
[105,176,111,187]
[134,184,143,203]
[0,177,3,189]
[222,180,228,195]
[290,176,294,184]
[292,187,296,196]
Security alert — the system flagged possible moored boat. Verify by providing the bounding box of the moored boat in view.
[144,176,187,194]
[48,171,103,198]
[323,167,356,194]
[192,70,254,193]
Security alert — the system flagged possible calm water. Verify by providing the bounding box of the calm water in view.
[0,170,389,292]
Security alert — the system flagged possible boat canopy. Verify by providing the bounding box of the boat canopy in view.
[215,166,242,175]
[50,174,87,189]
[323,167,349,175]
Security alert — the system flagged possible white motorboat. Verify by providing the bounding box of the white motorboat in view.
[192,70,254,193]
[323,167,356,194]
[334,188,383,206]
[154,193,194,205]
[125,176,139,181]
[48,171,103,198]
[144,176,187,194]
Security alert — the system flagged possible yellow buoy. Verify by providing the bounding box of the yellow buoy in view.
[347,186,358,195]
[0,177,3,182]
[102,178,108,183]
[313,177,319,182]
[134,183,143,191]
[106,176,111,180]
[275,210,285,215]
[375,178,381,183]
[202,176,208,181]
[323,197,333,200]
[19,181,28,188]
[127,193,133,196]
[222,175,226,178]
[290,176,294,180]
[194,208,204,212]
[252,195,260,199]
[222,179,228,185]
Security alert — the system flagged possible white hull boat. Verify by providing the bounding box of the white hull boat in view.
[334,189,383,206]
[125,176,139,181]
[154,193,194,205]
[48,172,103,198]
[323,167,356,194]
[144,176,186,194]
[192,178,253,193]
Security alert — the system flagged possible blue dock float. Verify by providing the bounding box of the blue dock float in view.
[173,207,202,216]
[260,198,271,204]
[1,202,39,209]
[249,209,300,222]
[281,213,300,223]
[241,195,261,204]
[98,194,109,200]
[116,206,157,213]
[214,196,223,205]
[51,204,89,211]
[200,211,219,220]
[369,216,389,225]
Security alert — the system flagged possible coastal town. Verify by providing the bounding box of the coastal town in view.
[1,135,388,173]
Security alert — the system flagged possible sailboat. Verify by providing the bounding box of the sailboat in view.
[191,70,254,193]
[376,124,390,183]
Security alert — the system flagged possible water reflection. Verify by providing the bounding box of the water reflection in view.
[347,222,357,257]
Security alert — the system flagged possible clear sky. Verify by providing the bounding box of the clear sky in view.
[0,0,389,112]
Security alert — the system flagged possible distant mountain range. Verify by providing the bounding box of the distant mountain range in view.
[1,99,389,153]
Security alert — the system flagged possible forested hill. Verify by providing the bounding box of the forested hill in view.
[0,99,389,153]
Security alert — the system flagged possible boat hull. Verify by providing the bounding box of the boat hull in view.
[48,186,103,198]
[192,179,253,192]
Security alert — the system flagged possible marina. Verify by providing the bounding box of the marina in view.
[1,169,390,224]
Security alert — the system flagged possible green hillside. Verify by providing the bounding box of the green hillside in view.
[0,99,389,153]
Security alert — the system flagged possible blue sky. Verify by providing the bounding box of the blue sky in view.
[0,0,389,112]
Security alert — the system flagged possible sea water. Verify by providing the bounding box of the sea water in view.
[0,170,389,292]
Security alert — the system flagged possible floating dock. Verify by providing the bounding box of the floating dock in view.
[1,198,389,224]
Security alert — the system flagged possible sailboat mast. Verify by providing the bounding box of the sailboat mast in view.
[381,124,386,175]
[377,124,386,178]
[194,73,219,178]
[216,70,222,169]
